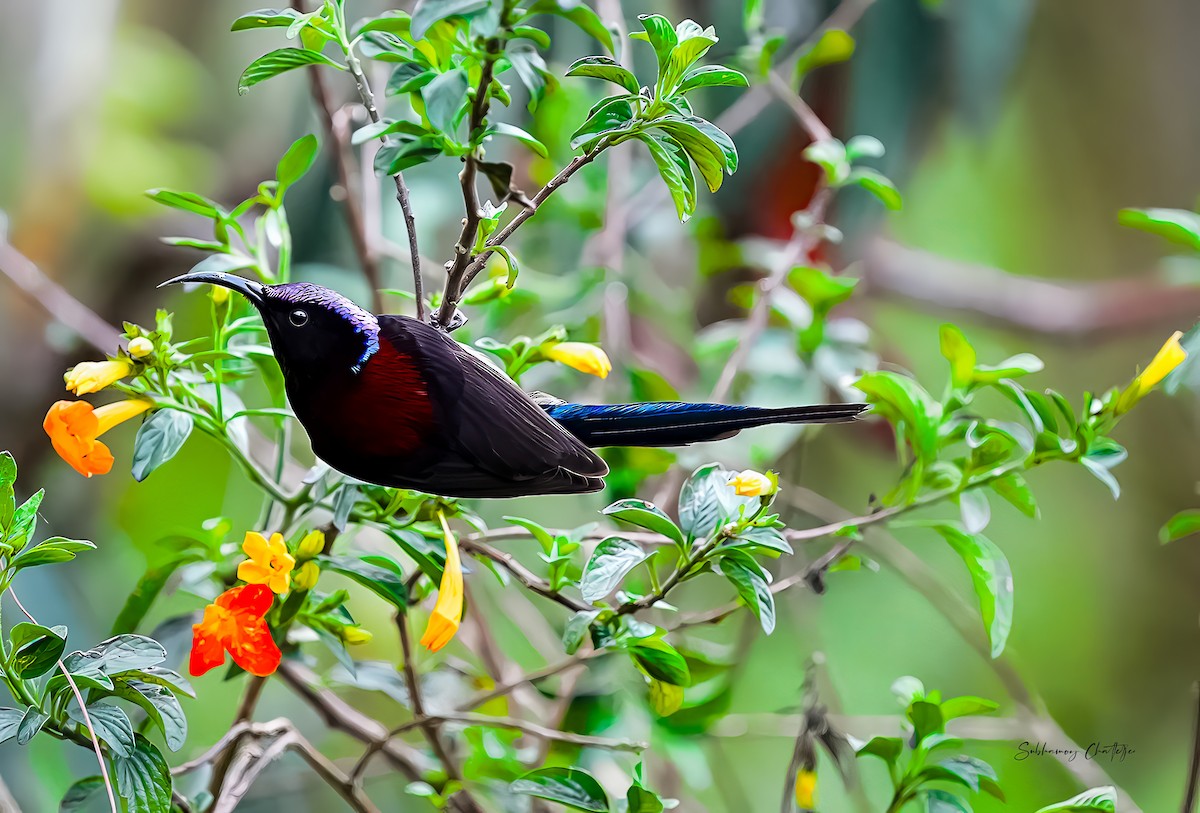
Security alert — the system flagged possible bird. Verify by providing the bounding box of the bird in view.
[161,272,867,498]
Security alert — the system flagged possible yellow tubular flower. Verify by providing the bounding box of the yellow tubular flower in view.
[1134,330,1187,395]
[420,512,464,652]
[292,561,320,591]
[728,469,777,497]
[794,768,817,810]
[544,342,612,379]
[65,359,134,395]
[296,529,326,560]
[127,337,154,359]
[341,626,373,645]
[237,531,296,594]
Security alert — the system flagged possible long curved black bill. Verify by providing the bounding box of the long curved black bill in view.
[159,271,267,306]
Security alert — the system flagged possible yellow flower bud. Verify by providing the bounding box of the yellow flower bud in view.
[293,561,320,591]
[211,285,230,305]
[341,625,373,645]
[544,342,612,379]
[127,337,154,359]
[794,768,817,809]
[296,529,325,560]
[728,469,777,497]
[65,360,134,396]
[1118,330,1188,414]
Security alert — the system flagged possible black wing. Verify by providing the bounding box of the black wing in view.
[379,316,607,495]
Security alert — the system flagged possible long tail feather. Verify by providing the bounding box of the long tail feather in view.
[544,401,868,448]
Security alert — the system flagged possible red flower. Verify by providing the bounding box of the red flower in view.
[190,584,281,677]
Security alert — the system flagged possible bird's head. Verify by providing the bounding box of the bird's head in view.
[160,272,380,378]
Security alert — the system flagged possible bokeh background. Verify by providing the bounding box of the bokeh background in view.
[2,0,1200,810]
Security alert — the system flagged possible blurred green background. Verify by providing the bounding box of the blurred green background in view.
[2,0,1199,810]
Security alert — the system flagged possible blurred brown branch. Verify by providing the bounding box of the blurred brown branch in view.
[862,237,1200,338]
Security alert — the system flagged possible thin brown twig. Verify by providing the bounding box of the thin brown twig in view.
[338,13,425,321]
[460,537,593,612]
[380,710,646,752]
[207,675,269,801]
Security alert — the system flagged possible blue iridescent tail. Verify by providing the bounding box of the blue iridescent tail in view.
[543,401,868,448]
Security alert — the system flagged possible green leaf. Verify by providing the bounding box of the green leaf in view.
[507,42,555,110]
[628,638,690,686]
[602,499,686,548]
[854,371,942,463]
[990,472,1038,519]
[1118,207,1200,252]
[1081,438,1127,500]
[411,0,489,40]
[650,117,730,193]
[940,324,977,389]
[892,675,926,704]
[677,64,748,94]
[355,11,413,37]
[1035,787,1117,812]
[790,265,858,313]
[647,678,684,716]
[7,488,43,551]
[974,354,1044,384]
[111,679,187,752]
[124,666,195,699]
[581,537,652,603]
[626,782,665,813]
[87,634,168,674]
[231,8,303,31]
[637,131,697,222]
[320,555,410,609]
[60,777,106,811]
[908,700,944,743]
[111,557,198,636]
[719,554,776,634]
[386,66,439,97]
[566,56,640,94]
[130,410,192,482]
[17,708,49,745]
[113,735,172,813]
[794,28,855,80]
[1161,509,1200,544]
[925,755,997,793]
[662,24,717,96]
[925,789,972,813]
[421,68,469,135]
[502,516,555,548]
[376,134,445,174]
[630,14,678,73]
[525,1,614,53]
[0,708,23,745]
[69,701,135,758]
[940,695,1000,720]
[11,537,97,570]
[485,122,548,158]
[238,48,344,95]
[10,622,67,679]
[570,95,635,150]
[512,767,611,813]
[856,735,903,765]
[145,188,225,219]
[927,523,1014,657]
[678,463,757,540]
[276,133,319,192]
[563,610,600,655]
[957,488,991,533]
[849,168,902,210]
[729,525,792,555]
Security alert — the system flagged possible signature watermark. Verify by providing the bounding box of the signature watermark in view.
[1015,741,1135,763]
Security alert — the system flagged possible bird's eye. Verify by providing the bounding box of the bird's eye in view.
[289,309,309,327]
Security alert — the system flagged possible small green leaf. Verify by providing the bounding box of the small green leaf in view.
[7,488,43,551]
[637,131,697,222]
[111,679,187,752]
[411,0,489,39]
[647,678,684,716]
[231,8,303,31]
[926,523,1014,657]
[563,610,600,655]
[856,735,903,765]
[940,695,1000,720]
[566,56,640,94]
[630,14,678,73]
[238,48,344,95]
[1161,509,1200,544]
[11,537,97,570]
[907,700,944,743]
[990,472,1039,519]
[854,371,942,463]
[678,463,757,540]
[626,781,665,813]
[421,68,469,135]
[602,499,686,548]
[1036,787,1117,813]
[68,702,135,758]
[581,537,652,603]
[677,64,748,94]
[524,1,613,53]
[10,622,67,679]
[1118,207,1200,252]
[276,133,319,192]
[719,554,775,634]
[790,266,858,313]
[320,555,410,609]
[794,28,855,80]
[940,324,977,388]
[131,409,193,482]
[485,121,548,158]
[0,708,23,745]
[113,735,172,813]
[512,767,611,813]
[849,167,903,210]
[974,354,1044,384]
[145,188,225,219]
[629,638,690,686]
[571,95,635,150]
[925,789,972,813]
[16,708,49,745]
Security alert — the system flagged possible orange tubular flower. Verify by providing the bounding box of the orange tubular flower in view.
[65,359,133,395]
[189,584,281,677]
[43,399,151,478]
[237,531,296,594]
[420,513,464,653]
